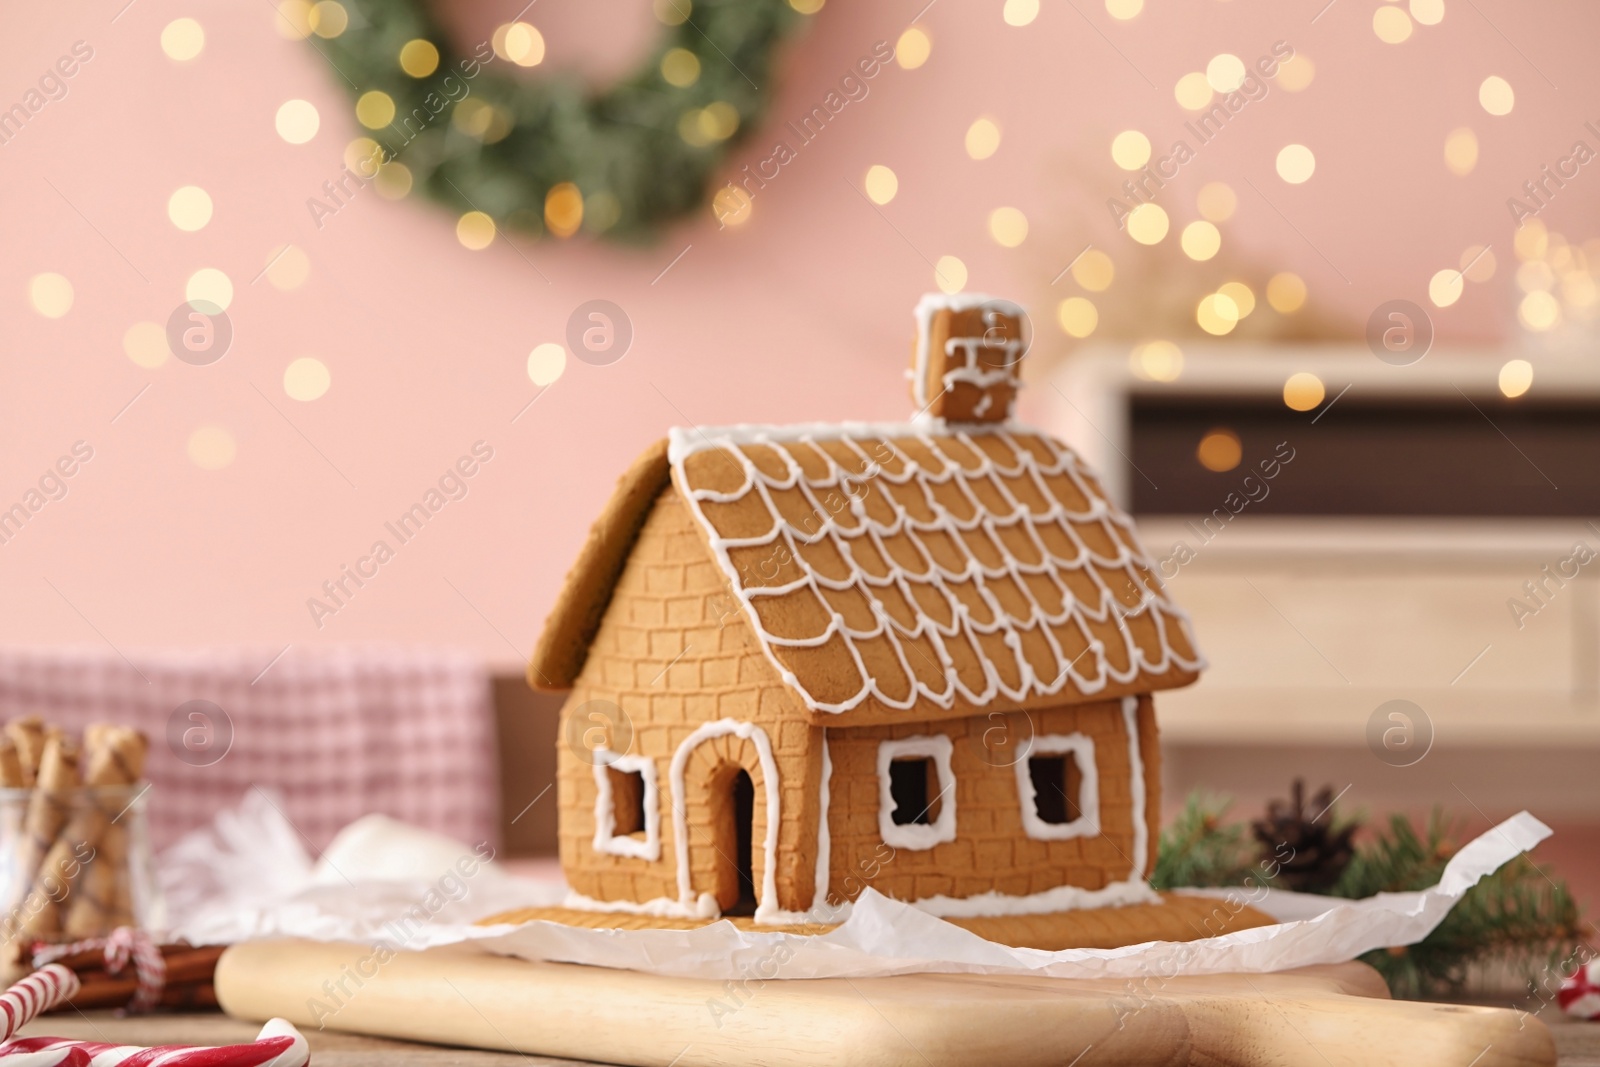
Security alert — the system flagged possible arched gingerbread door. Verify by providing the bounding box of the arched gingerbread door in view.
[673,725,774,916]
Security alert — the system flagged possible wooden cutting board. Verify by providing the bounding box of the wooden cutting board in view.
[216,939,1556,1067]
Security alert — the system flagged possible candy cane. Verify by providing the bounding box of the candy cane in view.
[0,1018,308,1066]
[0,967,78,1045]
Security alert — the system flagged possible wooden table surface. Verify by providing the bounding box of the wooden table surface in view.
[16,1006,1600,1066]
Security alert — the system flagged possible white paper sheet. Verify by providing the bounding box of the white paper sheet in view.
[162,796,1551,982]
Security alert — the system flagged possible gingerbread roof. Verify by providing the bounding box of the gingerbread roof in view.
[532,422,1205,726]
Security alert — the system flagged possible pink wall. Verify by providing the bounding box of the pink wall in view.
[2,0,1597,668]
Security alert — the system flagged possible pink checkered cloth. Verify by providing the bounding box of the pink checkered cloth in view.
[0,645,497,854]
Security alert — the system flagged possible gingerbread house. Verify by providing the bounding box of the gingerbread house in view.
[529,294,1205,926]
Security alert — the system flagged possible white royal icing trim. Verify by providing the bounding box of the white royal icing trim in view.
[907,876,1161,918]
[910,292,1029,417]
[668,718,788,923]
[591,752,661,861]
[1122,695,1149,880]
[1012,733,1100,841]
[563,889,719,920]
[814,729,832,908]
[667,420,1206,718]
[876,735,957,851]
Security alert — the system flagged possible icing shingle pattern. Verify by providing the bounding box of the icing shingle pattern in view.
[669,422,1204,717]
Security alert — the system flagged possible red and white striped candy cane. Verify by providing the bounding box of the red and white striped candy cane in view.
[0,1017,308,1066]
[0,966,79,1045]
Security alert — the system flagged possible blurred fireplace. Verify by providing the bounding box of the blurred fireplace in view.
[1043,346,1600,824]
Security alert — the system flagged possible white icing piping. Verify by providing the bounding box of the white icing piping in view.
[1122,695,1148,880]
[907,876,1161,918]
[668,718,787,922]
[1012,733,1100,841]
[590,752,661,861]
[875,735,958,851]
[814,730,831,909]
[562,889,719,919]
[910,292,1029,417]
[667,421,1206,717]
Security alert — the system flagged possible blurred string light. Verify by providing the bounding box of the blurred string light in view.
[1180,221,1221,261]
[399,39,439,77]
[161,18,205,61]
[496,22,545,67]
[788,0,825,13]
[1498,358,1533,398]
[123,322,168,368]
[187,427,236,471]
[1196,428,1242,472]
[1283,372,1326,411]
[935,255,968,294]
[276,99,320,143]
[355,90,395,129]
[895,27,931,69]
[275,0,312,39]
[1411,0,1445,26]
[1197,182,1236,221]
[1276,144,1315,183]
[1174,72,1212,111]
[1373,5,1413,43]
[1219,281,1255,318]
[1479,75,1514,116]
[1277,55,1314,91]
[1111,130,1151,170]
[28,273,73,319]
[1196,293,1239,335]
[988,206,1028,247]
[309,1,347,38]
[864,165,898,204]
[1129,340,1183,382]
[1205,54,1246,93]
[1267,272,1307,313]
[965,117,1001,159]
[167,186,212,231]
[653,0,690,24]
[1073,249,1114,290]
[661,47,700,87]
[1105,0,1142,17]
[1459,244,1496,282]
[1444,128,1478,175]
[1002,0,1039,26]
[1125,202,1168,244]
[186,268,233,310]
[283,356,331,401]
[528,343,566,386]
[264,244,311,290]
[1428,268,1464,308]
[1057,297,1097,338]
[457,211,496,250]
[711,185,752,227]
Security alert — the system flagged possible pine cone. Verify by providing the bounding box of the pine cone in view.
[1251,779,1358,894]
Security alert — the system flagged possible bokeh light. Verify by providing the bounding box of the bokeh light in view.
[283,357,331,401]
[864,165,898,205]
[1130,340,1183,382]
[187,427,236,471]
[1498,358,1533,398]
[1276,144,1316,184]
[1111,130,1151,170]
[1126,202,1169,244]
[896,27,931,69]
[988,206,1028,247]
[1283,372,1326,412]
[1180,221,1221,261]
[29,274,73,319]
[161,18,205,61]
[965,118,1001,160]
[935,255,968,293]
[1197,182,1236,222]
[1479,75,1514,116]
[528,343,567,386]
[275,99,320,144]
[1197,428,1242,472]
[167,186,213,231]
[1057,297,1098,338]
[1073,249,1115,291]
[1267,272,1307,313]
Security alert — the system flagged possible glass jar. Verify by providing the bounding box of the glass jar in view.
[0,784,161,947]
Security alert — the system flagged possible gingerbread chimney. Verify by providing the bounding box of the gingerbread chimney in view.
[910,293,1029,423]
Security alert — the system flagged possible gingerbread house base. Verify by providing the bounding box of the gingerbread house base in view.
[479,893,1275,952]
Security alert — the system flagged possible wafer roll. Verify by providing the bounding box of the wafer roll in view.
[4,718,45,788]
[15,736,81,937]
[59,729,148,938]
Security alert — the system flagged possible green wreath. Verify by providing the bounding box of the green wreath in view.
[313,0,806,242]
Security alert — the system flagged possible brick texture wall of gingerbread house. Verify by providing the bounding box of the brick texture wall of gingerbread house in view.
[529,294,1205,924]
